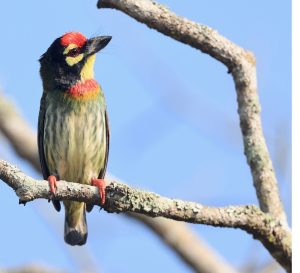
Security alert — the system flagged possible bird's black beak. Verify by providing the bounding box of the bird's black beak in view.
[85,36,112,56]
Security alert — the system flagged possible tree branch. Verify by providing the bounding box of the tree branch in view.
[0,264,66,273]
[0,92,40,172]
[97,0,288,226]
[128,213,240,273]
[0,159,291,271]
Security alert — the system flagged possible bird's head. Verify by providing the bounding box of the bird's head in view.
[39,32,111,91]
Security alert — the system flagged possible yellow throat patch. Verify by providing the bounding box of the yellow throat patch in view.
[80,55,96,80]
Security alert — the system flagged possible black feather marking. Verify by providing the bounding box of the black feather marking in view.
[98,109,110,179]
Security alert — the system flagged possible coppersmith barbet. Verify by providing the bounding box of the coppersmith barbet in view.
[38,32,111,246]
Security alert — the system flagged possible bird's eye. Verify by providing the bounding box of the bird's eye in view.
[67,48,80,57]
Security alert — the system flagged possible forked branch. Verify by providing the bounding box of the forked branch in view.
[97,0,287,225]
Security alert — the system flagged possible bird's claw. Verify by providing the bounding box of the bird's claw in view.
[48,175,58,195]
[91,178,106,206]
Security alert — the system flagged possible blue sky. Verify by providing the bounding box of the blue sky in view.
[0,1,290,272]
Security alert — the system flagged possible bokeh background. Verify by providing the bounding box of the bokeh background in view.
[0,1,291,273]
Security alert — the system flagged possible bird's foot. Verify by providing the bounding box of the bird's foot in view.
[47,175,58,194]
[91,178,106,206]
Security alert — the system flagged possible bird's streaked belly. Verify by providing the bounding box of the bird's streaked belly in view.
[44,100,106,184]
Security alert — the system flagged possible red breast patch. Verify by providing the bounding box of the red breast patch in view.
[68,79,99,97]
[61,32,87,47]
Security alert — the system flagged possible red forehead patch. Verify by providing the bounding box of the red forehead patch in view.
[60,32,87,47]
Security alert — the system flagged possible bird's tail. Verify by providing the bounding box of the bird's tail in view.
[64,201,87,246]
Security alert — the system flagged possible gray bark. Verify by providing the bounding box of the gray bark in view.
[0,160,291,272]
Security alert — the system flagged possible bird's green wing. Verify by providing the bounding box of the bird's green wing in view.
[38,92,61,212]
[38,93,50,179]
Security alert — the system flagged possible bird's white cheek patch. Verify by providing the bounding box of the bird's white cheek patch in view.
[66,53,84,66]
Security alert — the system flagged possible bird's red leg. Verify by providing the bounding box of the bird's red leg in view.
[91,178,106,206]
[47,175,58,194]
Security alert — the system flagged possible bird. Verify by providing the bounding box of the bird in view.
[38,32,111,246]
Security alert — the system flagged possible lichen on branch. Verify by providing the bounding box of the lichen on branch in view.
[0,159,291,272]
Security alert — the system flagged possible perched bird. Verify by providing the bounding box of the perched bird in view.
[38,32,111,246]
